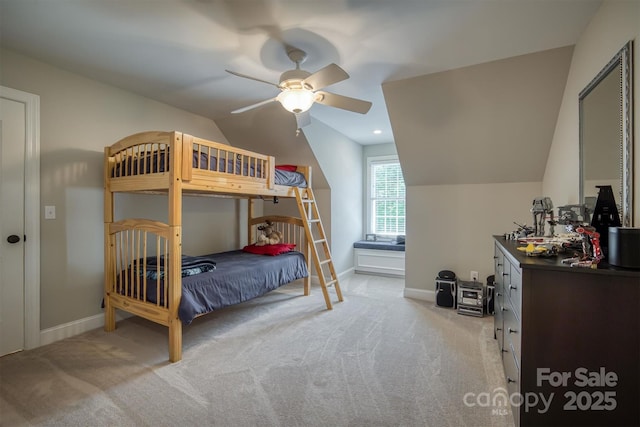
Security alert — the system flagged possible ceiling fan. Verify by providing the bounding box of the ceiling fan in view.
[226,47,372,130]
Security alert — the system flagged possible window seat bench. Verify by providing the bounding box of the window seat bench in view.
[353,240,405,277]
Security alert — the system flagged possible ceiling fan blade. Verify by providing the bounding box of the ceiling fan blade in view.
[225,69,281,88]
[231,97,277,114]
[315,91,372,114]
[295,111,311,129]
[302,63,349,91]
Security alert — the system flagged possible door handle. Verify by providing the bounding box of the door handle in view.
[7,235,21,244]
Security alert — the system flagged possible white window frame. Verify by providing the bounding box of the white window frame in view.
[366,155,405,237]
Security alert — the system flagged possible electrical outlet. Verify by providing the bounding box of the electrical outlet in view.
[471,270,479,281]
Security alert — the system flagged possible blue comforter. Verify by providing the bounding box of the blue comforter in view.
[141,250,308,324]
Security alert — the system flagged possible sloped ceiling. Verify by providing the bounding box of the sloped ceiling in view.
[0,0,601,145]
[215,104,329,189]
[383,46,574,186]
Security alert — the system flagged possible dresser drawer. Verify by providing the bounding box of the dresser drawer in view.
[503,342,521,427]
[507,263,522,317]
[494,247,505,278]
[495,296,505,353]
[503,300,521,360]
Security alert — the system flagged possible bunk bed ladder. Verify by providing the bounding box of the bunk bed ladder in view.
[294,187,343,310]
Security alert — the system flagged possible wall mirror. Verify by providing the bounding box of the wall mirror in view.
[579,40,634,227]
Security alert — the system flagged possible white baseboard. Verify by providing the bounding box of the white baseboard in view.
[310,267,354,285]
[403,287,435,302]
[339,267,355,280]
[39,311,131,347]
[355,270,405,278]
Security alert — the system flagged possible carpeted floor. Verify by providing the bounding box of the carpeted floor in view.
[0,274,514,427]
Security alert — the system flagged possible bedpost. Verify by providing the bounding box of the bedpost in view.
[248,198,255,244]
[267,156,275,189]
[296,165,312,190]
[104,147,116,332]
[168,132,183,362]
[181,133,194,182]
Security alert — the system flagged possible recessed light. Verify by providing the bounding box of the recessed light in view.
[373,129,382,134]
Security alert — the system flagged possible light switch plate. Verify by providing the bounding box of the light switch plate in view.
[44,205,56,220]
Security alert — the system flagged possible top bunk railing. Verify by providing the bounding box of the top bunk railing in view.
[185,135,270,182]
[104,131,310,196]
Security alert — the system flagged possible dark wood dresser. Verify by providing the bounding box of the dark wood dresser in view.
[493,236,639,427]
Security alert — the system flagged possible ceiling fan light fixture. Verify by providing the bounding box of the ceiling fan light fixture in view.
[226,47,370,123]
[277,88,315,114]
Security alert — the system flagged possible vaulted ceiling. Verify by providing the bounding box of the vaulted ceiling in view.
[0,0,601,145]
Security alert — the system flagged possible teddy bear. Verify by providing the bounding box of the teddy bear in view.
[255,220,283,246]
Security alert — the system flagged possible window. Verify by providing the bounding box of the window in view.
[367,156,405,236]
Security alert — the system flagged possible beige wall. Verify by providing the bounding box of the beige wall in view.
[0,48,234,329]
[543,0,640,225]
[406,182,542,290]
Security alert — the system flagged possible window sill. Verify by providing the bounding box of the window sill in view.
[353,240,405,251]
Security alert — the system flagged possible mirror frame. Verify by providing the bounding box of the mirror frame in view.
[579,40,634,227]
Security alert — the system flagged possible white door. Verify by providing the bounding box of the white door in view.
[0,96,26,356]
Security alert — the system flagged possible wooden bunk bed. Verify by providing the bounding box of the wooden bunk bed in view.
[104,131,343,362]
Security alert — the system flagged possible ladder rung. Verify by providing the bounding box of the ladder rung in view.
[319,259,332,265]
[324,279,337,287]
[301,199,314,203]
[308,219,320,223]
[313,239,326,245]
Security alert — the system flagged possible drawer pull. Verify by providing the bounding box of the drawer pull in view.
[507,377,516,383]
[497,263,503,267]
[501,306,506,312]
[508,328,517,334]
[502,349,508,353]
[496,292,502,297]
[496,327,502,331]
[502,272,509,276]
[494,256,498,260]
[509,285,517,290]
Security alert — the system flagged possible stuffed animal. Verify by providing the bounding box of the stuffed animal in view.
[255,220,283,246]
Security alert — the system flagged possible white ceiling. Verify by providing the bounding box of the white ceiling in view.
[0,0,602,145]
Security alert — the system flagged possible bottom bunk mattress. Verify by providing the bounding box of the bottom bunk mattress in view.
[137,250,309,324]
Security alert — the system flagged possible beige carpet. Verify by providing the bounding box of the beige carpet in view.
[0,274,514,427]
